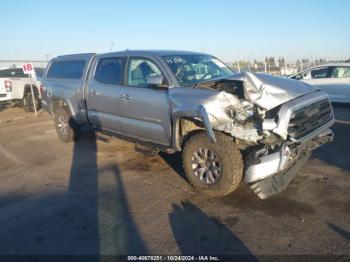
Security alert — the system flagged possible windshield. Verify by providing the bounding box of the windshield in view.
[162,54,233,86]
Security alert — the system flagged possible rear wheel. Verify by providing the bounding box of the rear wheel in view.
[54,107,80,142]
[182,131,243,197]
[23,91,40,112]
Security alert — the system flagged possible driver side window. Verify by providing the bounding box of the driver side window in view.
[127,58,163,87]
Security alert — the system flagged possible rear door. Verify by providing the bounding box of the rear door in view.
[86,56,127,132]
[118,56,172,146]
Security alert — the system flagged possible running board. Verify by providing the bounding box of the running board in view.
[135,144,159,156]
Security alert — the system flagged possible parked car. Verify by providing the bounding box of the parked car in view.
[0,66,44,111]
[42,50,334,199]
[290,64,350,103]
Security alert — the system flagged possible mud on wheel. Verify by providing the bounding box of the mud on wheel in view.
[182,131,243,197]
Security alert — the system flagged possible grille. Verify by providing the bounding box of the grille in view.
[0,94,6,97]
[288,99,333,140]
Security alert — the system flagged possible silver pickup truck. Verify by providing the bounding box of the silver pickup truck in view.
[41,50,334,199]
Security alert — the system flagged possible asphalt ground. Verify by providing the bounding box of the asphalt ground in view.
[0,105,349,257]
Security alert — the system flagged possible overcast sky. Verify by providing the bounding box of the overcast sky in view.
[1,0,349,62]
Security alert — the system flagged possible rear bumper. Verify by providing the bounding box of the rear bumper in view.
[0,93,11,102]
[244,128,334,183]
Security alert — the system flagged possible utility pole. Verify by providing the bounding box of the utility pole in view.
[285,59,288,76]
[109,41,115,52]
[248,52,252,72]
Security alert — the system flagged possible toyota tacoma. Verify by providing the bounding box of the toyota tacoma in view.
[41,50,334,199]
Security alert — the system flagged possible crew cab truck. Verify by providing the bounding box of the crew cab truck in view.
[0,66,43,112]
[42,50,334,199]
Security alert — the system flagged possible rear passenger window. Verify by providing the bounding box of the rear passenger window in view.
[0,69,12,78]
[47,60,86,79]
[0,69,28,78]
[94,58,124,85]
[13,68,29,78]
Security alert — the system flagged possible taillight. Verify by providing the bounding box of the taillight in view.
[4,80,12,92]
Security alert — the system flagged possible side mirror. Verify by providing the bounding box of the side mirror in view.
[146,75,168,90]
[302,72,309,79]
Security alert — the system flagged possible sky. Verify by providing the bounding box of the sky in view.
[1,0,350,63]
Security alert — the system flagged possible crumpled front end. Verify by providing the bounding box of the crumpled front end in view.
[242,90,335,199]
[245,128,333,199]
[170,72,335,199]
[228,71,319,110]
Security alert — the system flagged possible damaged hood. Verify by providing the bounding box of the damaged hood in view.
[227,72,319,110]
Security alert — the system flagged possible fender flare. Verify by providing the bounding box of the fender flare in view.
[172,105,216,150]
[51,97,78,121]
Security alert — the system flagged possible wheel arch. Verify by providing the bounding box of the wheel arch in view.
[172,105,217,150]
[23,84,39,98]
[51,97,77,121]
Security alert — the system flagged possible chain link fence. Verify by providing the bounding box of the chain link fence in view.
[230,60,350,76]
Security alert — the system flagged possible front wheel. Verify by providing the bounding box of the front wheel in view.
[182,131,243,197]
[54,107,80,142]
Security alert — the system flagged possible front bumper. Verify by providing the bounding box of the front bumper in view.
[244,128,334,183]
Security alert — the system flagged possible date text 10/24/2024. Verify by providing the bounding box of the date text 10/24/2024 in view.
[127,256,220,261]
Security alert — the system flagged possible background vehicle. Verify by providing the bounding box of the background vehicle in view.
[290,64,350,103]
[42,50,334,199]
[0,66,44,111]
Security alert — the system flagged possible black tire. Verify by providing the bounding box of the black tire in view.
[23,91,40,112]
[54,107,80,142]
[182,131,243,197]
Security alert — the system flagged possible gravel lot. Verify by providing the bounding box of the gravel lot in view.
[0,105,349,256]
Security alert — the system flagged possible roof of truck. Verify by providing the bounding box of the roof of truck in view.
[102,49,208,57]
[52,50,211,62]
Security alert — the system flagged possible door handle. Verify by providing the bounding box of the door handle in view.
[120,94,133,100]
[90,90,99,95]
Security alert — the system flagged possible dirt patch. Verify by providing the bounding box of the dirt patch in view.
[120,154,171,173]
[0,107,45,123]
[212,215,240,228]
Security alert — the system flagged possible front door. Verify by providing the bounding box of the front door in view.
[118,57,172,146]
